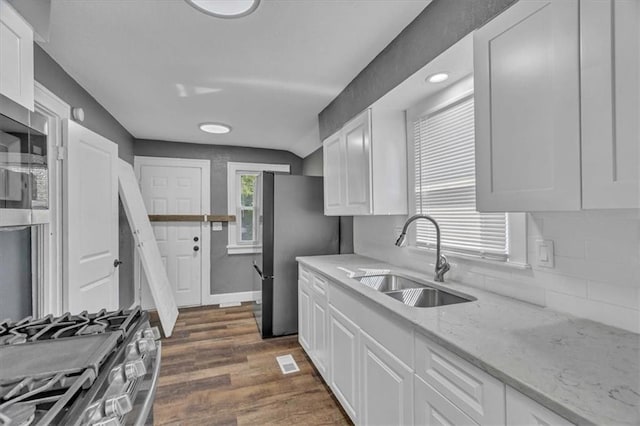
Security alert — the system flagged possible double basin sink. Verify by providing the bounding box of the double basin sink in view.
[355,274,475,308]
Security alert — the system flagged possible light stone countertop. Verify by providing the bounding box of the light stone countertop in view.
[296,254,640,426]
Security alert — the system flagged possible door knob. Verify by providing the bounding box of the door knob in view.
[193,236,199,242]
[114,259,123,267]
[193,246,200,252]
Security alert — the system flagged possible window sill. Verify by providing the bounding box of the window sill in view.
[227,245,262,255]
[406,246,531,270]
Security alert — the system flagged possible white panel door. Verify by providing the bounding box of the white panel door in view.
[322,131,344,215]
[63,120,118,313]
[0,0,34,110]
[581,0,639,209]
[343,110,372,215]
[360,330,413,426]
[118,160,178,337]
[474,0,581,212]
[137,162,203,307]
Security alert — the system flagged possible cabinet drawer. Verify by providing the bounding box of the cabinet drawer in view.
[311,273,328,296]
[298,264,310,282]
[415,333,505,425]
[414,375,478,426]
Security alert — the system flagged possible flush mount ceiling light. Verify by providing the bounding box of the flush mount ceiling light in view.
[199,123,231,134]
[426,72,449,83]
[185,0,260,19]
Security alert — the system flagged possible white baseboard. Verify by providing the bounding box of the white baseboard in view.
[202,290,260,306]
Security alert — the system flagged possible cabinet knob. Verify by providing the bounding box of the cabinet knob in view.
[193,246,200,252]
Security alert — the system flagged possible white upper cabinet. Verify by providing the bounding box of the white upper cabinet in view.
[474,0,581,212]
[581,0,639,209]
[0,0,34,110]
[323,108,407,216]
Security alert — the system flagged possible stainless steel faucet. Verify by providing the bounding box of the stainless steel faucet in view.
[395,214,450,282]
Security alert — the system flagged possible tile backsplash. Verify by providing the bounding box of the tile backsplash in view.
[353,210,640,333]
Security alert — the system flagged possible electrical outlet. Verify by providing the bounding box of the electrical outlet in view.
[535,239,555,268]
[211,222,222,231]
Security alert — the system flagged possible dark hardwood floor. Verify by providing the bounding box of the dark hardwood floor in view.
[149,303,352,425]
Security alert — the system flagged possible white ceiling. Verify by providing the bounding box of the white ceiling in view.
[42,0,430,157]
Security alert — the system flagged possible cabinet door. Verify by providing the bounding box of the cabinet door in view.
[360,330,413,426]
[298,278,312,352]
[329,305,359,422]
[0,0,34,110]
[323,131,344,215]
[414,376,478,426]
[311,276,329,379]
[506,387,574,425]
[474,0,581,212]
[343,110,372,215]
[581,0,639,209]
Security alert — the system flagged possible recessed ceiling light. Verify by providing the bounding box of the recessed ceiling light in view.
[185,0,260,19]
[426,73,449,83]
[199,123,231,134]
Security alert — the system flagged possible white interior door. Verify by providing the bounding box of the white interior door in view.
[63,120,119,313]
[135,157,209,308]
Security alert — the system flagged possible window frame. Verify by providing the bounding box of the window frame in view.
[406,77,528,267]
[227,162,290,254]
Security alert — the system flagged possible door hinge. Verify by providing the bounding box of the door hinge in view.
[56,146,66,161]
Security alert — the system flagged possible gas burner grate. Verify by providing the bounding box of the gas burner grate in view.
[0,307,143,345]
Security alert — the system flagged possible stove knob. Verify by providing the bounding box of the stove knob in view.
[143,326,161,340]
[104,394,133,417]
[108,365,125,384]
[136,337,157,354]
[124,359,147,380]
[92,417,122,426]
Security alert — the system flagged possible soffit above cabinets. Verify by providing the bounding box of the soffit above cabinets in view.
[41,0,430,156]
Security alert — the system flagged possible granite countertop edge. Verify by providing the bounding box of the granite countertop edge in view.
[296,254,640,426]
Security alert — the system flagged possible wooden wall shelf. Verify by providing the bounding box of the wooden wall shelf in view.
[148,214,236,223]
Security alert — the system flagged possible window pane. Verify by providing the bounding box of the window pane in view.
[414,96,507,258]
[241,174,256,207]
[240,209,254,241]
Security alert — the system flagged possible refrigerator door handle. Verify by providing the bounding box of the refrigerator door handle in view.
[252,261,264,279]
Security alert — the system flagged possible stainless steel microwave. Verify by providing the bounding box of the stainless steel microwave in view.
[0,94,49,227]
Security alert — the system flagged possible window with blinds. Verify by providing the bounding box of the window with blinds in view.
[413,96,508,260]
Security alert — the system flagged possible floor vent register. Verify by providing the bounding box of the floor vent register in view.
[276,354,300,374]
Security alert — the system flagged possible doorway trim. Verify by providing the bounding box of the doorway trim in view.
[34,81,70,317]
[133,156,211,307]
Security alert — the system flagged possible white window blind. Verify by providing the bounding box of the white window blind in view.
[414,96,508,260]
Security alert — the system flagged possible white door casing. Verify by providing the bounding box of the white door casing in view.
[63,120,119,313]
[134,156,210,308]
[34,81,70,317]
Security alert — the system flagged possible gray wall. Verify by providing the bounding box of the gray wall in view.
[302,147,354,254]
[318,0,517,139]
[33,45,136,308]
[134,139,304,295]
[302,147,323,177]
[0,229,32,319]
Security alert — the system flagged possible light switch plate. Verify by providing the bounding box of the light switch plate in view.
[211,222,222,231]
[535,239,554,268]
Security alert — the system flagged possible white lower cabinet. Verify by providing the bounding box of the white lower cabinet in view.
[360,330,413,426]
[297,264,575,426]
[414,333,505,425]
[297,271,312,352]
[310,275,329,380]
[506,386,574,426]
[414,375,477,426]
[329,305,360,422]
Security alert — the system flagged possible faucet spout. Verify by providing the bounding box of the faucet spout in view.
[395,214,450,282]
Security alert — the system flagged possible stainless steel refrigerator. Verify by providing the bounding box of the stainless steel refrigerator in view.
[252,172,339,338]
